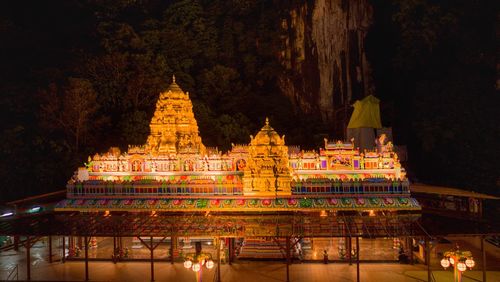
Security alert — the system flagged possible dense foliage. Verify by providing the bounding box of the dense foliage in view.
[0,0,497,201]
[369,0,499,195]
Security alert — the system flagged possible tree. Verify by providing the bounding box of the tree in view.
[39,78,104,153]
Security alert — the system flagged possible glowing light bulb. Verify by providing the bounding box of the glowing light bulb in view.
[465,258,475,269]
[206,260,214,269]
[440,258,450,269]
[184,260,192,269]
[457,262,466,272]
[192,263,201,272]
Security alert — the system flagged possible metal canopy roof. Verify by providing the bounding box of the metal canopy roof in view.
[2,210,497,238]
[410,183,499,200]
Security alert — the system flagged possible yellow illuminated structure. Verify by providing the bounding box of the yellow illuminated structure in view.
[145,75,205,155]
[59,76,419,213]
[243,118,292,196]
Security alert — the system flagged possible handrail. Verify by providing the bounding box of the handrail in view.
[6,190,66,205]
[6,264,19,281]
[212,265,219,282]
[430,270,437,282]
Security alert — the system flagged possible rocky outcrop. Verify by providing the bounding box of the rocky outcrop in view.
[279,0,374,130]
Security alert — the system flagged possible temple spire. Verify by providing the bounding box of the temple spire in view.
[265,117,269,126]
[145,75,205,155]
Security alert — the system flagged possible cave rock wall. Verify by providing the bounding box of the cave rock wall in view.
[279,0,374,132]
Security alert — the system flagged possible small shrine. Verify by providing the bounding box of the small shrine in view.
[243,118,292,196]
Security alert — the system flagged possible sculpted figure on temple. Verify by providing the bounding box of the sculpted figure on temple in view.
[152,111,161,123]
[158,130,176,154]
[376,134,387,153]
[159,132,169,149]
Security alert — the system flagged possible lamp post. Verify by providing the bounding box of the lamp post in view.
[440,245,475,282]
[183,242,214,282]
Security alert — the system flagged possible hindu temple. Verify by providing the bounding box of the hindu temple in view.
[56,77,418,214]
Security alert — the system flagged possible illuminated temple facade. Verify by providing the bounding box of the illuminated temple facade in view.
[56,78,419,212]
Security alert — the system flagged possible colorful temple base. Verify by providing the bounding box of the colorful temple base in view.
[55,196,420,212]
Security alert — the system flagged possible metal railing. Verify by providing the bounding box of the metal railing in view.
[6,264,19,281]
[212,265,219,282]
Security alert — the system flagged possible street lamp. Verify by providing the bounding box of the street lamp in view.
[440,244,475,282]
[183,241,215,282]
[183,252,214,272]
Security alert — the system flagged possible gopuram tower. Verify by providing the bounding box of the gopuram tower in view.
[243,118,292,196]
[145,76,205,155]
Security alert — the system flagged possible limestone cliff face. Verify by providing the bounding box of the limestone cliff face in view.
[279,0,374,130]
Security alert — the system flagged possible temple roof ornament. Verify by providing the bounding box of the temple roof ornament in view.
[250,117,285,147]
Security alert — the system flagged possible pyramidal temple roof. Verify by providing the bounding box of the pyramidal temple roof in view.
[251,118,285,146]
[144,75,205,155]
[165,75,184,93]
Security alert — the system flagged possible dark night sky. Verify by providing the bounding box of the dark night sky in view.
[0,0,498,202]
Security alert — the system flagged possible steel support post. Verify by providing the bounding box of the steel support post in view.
[348,236,352,266]
[26,236,31,281]
[410,237,414,265]
[356,237,360,282]
[228,238,233,265]
[48,235,53,263]
[150,236,155,282]
[62,236,66,263]
[217,237,221,282]
[14,235,19,251]
[170,236,175,264]
[84,236,89,281]
[482,235,487,282]
[286,237,290,282]
[425,239,431,282]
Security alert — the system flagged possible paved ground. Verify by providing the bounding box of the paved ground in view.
[1,236,500,281]
[2,259,500,282]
